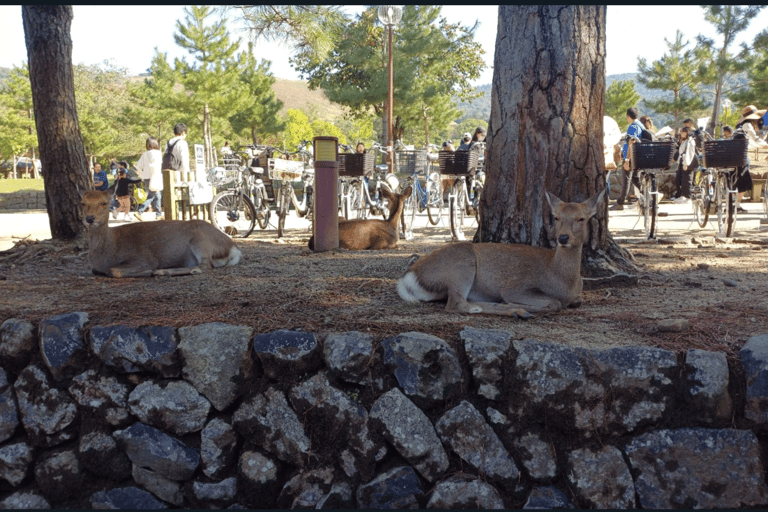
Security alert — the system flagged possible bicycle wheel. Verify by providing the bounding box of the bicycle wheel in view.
[340,181,352,220]
[715,172,736,237]
[129,195,139,212]
[402,186,416,235]
[252,188,270,230]
[426,174,443,226]
[210,191,256,238]
[277,183,291,238]
[449,183,467,240]
[640,172,657,239]
[471,183,483,222]
[350,180,367,219]
[692,170,709,228]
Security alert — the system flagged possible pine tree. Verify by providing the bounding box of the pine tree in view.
[605,80,641,130]
[0,64,38,176]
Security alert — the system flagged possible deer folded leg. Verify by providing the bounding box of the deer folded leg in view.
[152,266,203,277]
[500,290,564,314]
[463,300,535,319]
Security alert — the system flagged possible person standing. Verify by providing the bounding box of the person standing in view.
[93,162,108,191]
[221,141,233,156]
[164,123,190,180]
[112,168,139,221]
[135,137,163,220]
[672,126,697,204]
[610,107,645,211]
[734,105,768,212]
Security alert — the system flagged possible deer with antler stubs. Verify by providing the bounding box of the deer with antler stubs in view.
[397,190,604,318]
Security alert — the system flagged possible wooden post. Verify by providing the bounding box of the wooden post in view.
[162,170,176,220]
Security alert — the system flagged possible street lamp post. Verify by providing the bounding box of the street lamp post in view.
[378,5,402,176]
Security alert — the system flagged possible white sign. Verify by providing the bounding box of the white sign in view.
[194,144,205,171]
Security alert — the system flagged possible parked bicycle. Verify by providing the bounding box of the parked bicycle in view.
[626,137,676,239]
[440,147,484,241]
[400,163,444,240]
[271,141,314,237]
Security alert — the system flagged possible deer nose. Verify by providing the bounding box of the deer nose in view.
[558,235,570,246]
[85,215,95,224]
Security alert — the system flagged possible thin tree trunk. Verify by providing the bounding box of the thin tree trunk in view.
[477,5,633,274]
[22,5,90,240]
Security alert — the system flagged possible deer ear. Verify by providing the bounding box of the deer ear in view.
[545,191,563,212]
[585,189,606,218]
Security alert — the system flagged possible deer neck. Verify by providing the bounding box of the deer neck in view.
[87,220,117,256]
[386,197,404,229]
[549,243,583,283]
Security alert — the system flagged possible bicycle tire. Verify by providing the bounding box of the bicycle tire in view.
[715,172,736,237]
[351,179,367,219]
[450,183,467,240]
[402,188,416,235]
[692,170,709,228]
[340,181,351,220]
[253,189,270,230]
[277,183,291,238]
[210,190,256,238]
[426,175,443,226]
[472,184,483,222]
[641,173,656,239]
[129,195,139,212]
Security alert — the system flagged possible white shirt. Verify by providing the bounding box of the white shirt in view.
[678,137,697,170]
[135,149,162,180]
[743,122,768,150]
[166,135,190,175]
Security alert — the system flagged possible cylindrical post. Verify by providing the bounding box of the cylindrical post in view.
[161,169,176,220]
[312,137,339,252]
[387,25,395,176]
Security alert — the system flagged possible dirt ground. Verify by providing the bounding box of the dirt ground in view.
[1,217,767,364]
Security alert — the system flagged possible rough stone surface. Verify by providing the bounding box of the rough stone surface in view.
[0,490,50,510]
[381,331,462,409]
[435,400,519,490]
[0,367,19,443]
[316,482,354,509]
[370,387,448,482]
[178,322,253,411]
[566,446,636,509]
[461,326,513,400]
[323,331,381,387]
[13,364,78,447]
[232,387,310,467]
[33,450,81,502]
[78,430,131,481]
[426,473,505,509]
[0,318,36,372]
[193,477,237,503]
[113,422,200,481]
[89,325,180,377]
[68,369,131,427]
[0,441,34,487]
[356,465,424,509]
[512,432,558,482]
[252,329,321,380]
[277,466,334,509]
[90,486,168,509]
[685,348,732,423]
[625,428,768,509]
[237,450,281,508]
[201,418,239,479]
[39,312,89,381]
[740,334,768,424]
[132,464,184,506]
[523,486,575,509]
[128,379,210,435]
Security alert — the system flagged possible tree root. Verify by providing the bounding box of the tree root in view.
[583,236,640,281]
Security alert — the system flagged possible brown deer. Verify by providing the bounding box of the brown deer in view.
[308,186,412,250]
[397,190,604,318]
[81,189,241,278]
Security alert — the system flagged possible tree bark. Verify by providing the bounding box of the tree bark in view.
[477,5,634,275]
[22,5,90,240]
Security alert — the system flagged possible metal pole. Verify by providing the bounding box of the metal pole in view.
[387,24,395,176]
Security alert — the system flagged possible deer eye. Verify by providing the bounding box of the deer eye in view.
[554,216,561,221]
[578,218,585,222]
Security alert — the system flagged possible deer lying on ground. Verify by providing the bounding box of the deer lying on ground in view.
[308,186,412,250]
[81,189,241,278]
[397,190,604,318]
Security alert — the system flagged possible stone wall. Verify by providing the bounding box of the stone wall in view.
[0,191,47,211]
[1,313,768,509]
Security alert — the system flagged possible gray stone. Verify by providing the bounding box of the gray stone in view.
[277,466,334,509]
[232,387,310,467]
[237,450,281,508]
[435,400,519,490]
[381,332,462,409]
[461,326,513,400]
[0,441,34,487]
[566,446,635,509]
[512,433,558,482]
[740,334,768,424]
[0,318,36,372]
[132,465,184,506]
[252,329,321,380]
[193,477,237,503]
[427,474,505,509]
[39,312,89,381]
[685,349,732,423]
[316,482,355,509]
[289,372,378,480]
[178,322,254,411]
[78,430,131,480]
[523,486,575,509]
[13,364,78,447]
[34,449,81,502]
[201,418,239,479]
[356,465,424,509]
[113,422,200,481]
[370,387,448,482]
[90,487,168,509]
[128,379,211,435]
[0,490,50,510]
[0,367,19,442]
[323,331,381,386]
[625,428,768,509]
[68,369,131,427]
[89,325,180,377]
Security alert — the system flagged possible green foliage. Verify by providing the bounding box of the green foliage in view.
[605,80,641,130]
[0,65,37,159]
[453,118,488,143]
[310,118,346,145]
[283,109,313,150]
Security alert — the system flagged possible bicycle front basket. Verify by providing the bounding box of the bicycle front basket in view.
[702,138,748,169]
[338,152,374,177]
[438,150,479,175]
[394,150,428,175]
[630,141,675,171]
[208,167,240,188]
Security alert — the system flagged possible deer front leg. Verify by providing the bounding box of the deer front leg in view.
[108,265,156,278]
[152,266,203,277]
[500,290,565,314]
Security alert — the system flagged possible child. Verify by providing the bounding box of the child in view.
[673,126,697,204]
[112,169,136,221]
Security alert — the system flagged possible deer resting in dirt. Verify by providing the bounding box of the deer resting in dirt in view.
[81,189,241,278]
[308,186,412,250]
[397,190,604,318]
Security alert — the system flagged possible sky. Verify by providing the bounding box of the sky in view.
[2,6,768,87]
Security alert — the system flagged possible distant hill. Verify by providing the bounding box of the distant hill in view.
[272,78,344,120]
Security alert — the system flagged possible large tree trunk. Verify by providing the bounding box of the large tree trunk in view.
[22,5,90,240]
[477,5,633,275]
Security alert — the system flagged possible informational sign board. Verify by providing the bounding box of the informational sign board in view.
[194,144,205,172]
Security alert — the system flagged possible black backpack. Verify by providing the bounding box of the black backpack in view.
[640,127,656,142]
[162,139,182,170]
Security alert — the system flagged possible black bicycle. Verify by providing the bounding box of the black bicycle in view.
[696,136,748,237]
[628,138,676,239]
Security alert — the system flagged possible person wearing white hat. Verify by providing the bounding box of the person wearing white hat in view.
[732,105,768,212]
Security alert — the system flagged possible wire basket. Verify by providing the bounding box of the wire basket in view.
[207,167,241,188]
[438,150,479,175]
[702,138,749,169]
[395,150,428,175]
[630,141,675,171]
[338,152,374,177]
[268,158,306,181]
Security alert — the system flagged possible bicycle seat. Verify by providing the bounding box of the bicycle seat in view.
[248,166,265,175]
